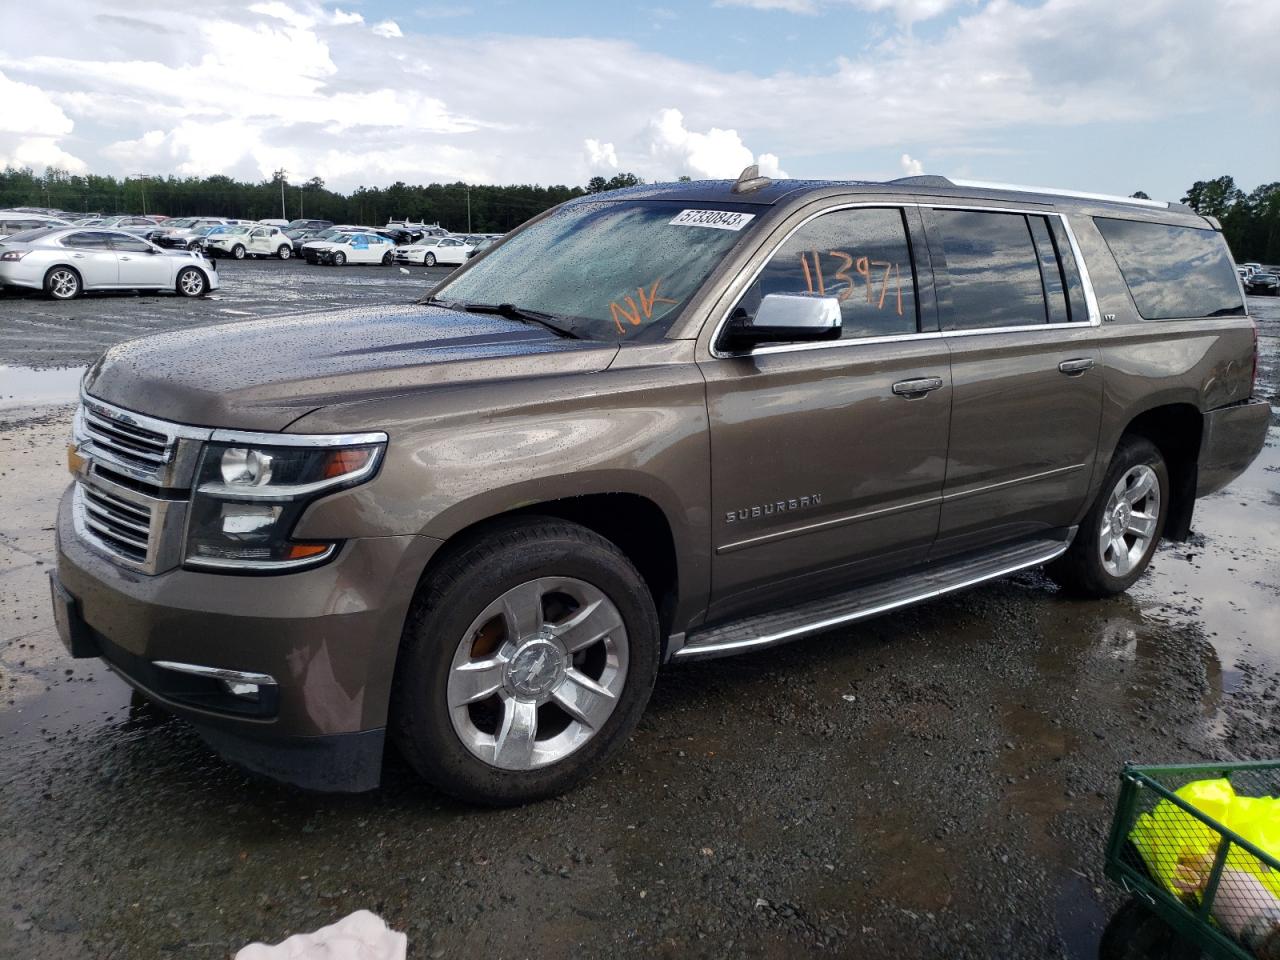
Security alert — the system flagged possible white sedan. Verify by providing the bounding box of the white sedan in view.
[308,232,397,266]
[394,236,474,267]
[0,227,219,299]
[206,224,295,260]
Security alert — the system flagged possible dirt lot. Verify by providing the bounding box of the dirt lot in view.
[0,267,1277,959]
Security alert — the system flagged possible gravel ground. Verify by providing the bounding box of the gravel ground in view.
[0,278,1276,959]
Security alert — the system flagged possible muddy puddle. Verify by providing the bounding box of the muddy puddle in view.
[0,365,86,409]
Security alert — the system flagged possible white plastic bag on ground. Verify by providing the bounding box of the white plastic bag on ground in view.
[235,910,407,960]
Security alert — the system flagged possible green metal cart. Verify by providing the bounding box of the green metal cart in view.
[1102,761,1280,960]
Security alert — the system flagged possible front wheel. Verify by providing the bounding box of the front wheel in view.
[1048,435,1168,597]
[391,518,660,805]
[231,244,246,260]
[424,252,436,267]
[277,245,292,260]
[175,266,207,298]
[332,251,346,266]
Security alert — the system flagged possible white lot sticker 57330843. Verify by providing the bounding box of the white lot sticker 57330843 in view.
[669,209,756,231]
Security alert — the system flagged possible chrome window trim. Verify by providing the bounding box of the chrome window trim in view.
[707,201,1102,359]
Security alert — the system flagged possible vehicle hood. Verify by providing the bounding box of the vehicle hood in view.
[83,303,619,432]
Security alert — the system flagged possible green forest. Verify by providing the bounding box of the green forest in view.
[1,166,1276,261]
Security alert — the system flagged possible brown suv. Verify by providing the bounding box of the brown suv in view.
[50,171,1270,804]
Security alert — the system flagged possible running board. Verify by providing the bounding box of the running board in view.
[671,532,1074,662]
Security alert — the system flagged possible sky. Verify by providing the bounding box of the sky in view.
[0,0,1276,203]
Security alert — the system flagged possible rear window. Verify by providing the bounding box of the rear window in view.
[1094,218,1245,320]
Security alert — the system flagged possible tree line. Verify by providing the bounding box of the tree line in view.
[2,165,1276,260]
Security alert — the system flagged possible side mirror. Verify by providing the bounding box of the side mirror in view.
[724,293,842,349]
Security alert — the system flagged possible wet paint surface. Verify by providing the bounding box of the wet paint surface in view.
[0,293,1275,958]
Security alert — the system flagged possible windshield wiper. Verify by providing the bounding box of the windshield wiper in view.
[456,302,580,340]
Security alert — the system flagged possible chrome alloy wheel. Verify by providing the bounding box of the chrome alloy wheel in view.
[447,577,629,771]
[49,269,79,299]
[178,269,204,296]
[1099,463,1160,577]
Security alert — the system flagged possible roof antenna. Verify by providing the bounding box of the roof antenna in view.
[731,164,772,194]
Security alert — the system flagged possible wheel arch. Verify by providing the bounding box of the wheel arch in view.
[43,262,83,294]
[1114,402,1204,541]
[413,492,683,654]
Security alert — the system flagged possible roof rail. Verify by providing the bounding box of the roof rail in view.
[948,178,1171,210]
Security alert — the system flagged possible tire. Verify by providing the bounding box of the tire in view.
[277,245,292,260]
[231,244,246,260]
[382,251,394,266]
[332,251,346,266]
[44,266,82,300]
[391,517,661,805]
[424,252,436,267]
[1098,898,1188,960]
[1048,435,1169,597]
[175,266,207,298]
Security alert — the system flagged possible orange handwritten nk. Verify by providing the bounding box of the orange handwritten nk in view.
[610,279,678,334]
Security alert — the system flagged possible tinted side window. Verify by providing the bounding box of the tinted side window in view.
[63,231,116,249]
[934,209,1048,329]
[110,234,152,253]
[1093,218,1246,320]
[735,207,918,339]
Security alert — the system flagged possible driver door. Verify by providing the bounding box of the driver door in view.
[698,205,952,621]
[110,233,171,288]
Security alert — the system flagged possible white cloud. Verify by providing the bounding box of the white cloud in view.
[0,137,86,173]
[584,138,619,171]
[715,0,817,11]
[715,0,961,22]
[900,153,924,176]
[330,8,363,25]
[642,108,788,180]
[0,0,1275,197]
[371,19,403,38]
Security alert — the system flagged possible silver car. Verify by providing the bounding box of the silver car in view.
[0,227,219,300]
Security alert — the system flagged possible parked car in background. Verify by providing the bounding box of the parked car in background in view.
[0,226,217,299]
[300,227,362,260]
[0,211,70,239]
[95,216,164,237]
[1245,271,1279,295]
[395,235,473,266]
[284,218,334,232]
[258,219,290,228]
[466,236,498,259]
[150,217,232,249]
[206,224,295,260]
[309,231,396,265]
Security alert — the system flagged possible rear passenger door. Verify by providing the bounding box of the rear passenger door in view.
[701,205,952,620]
[924,206,1103,557]
[60,231,119,288]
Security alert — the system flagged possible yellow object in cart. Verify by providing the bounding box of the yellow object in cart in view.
[1130,778,1280,900]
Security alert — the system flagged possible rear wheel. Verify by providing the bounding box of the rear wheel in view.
[175,266,207,298]
[392,518,660,805]
[1048,435,1168,597]
[381,251,394,265]
[44,266,81,300]
[277,245,292,260]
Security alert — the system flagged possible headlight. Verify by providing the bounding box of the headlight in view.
[185,436,385,571]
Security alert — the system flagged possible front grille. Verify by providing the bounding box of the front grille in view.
[78,483,153,562]
[82,404,171,467]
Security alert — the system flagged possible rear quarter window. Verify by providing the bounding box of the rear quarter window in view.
[1093,218,1245,320]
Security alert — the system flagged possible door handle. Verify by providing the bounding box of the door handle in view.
[72,254,85,259]
[1058,358,1095,376]
[891,376,944,399]
[119,256,132,261]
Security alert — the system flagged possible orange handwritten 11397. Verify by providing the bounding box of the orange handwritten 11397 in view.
[609,279,678,334]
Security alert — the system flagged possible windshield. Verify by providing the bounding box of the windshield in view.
[167,218,196,228]
[223,226,251,236]
[433,200,759,342]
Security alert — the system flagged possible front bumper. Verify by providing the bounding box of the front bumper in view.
[53,490,442,791]
[1197,397,1272,496]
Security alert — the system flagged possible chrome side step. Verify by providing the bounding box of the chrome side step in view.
[672,532,1073,662]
